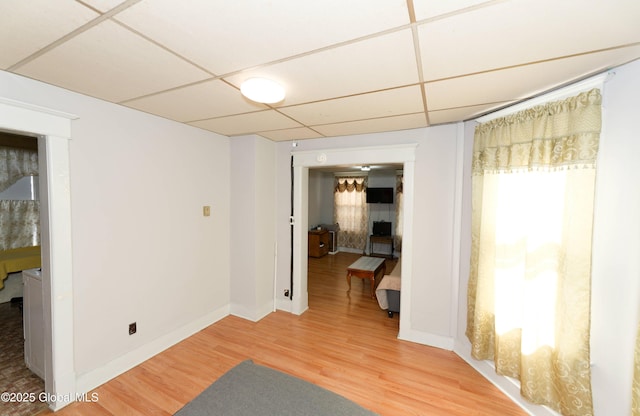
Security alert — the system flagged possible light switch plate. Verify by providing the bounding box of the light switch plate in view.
[203,206,211,216]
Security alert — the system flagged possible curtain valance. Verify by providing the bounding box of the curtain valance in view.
[473,89,601,174]
[334,176,367,193]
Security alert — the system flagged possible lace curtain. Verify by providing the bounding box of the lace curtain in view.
[394,175,403,252]
[0,146,39,192]
[0,200,40,251]
[467,89,602,415]
[333,176,368,251]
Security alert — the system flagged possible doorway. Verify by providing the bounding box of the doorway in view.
[0,97,76,411]
[291,144,417,337]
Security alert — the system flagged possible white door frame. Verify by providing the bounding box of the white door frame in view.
[0,97,76,410]
[291,144,417,335]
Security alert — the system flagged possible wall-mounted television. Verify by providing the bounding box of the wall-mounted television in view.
[366,187,394,204]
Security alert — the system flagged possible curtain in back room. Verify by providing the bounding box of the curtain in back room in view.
[0,146,40,251]
[333,176,368,252]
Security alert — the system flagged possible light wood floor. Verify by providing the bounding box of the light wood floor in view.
[40,252,526,415]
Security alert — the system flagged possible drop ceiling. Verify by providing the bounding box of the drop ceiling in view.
[2,0,639,141]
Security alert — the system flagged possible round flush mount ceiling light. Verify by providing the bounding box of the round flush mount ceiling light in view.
[240,77,285,104]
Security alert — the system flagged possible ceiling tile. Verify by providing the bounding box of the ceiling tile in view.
[312,113,427,137]
[279,85,424,126]
[418,0,640,81]
[81,0,129,13]
[0,0,98,69]
[425,46,640,111]
[258,128,324,142]
[3,1,639,140]
[189,110,303,136]
[114,0,410,75]
[224,29,420,106]
[14,20,211,102]
[124,79,267,122]
[428,102,515,125]
[413,0,495,20]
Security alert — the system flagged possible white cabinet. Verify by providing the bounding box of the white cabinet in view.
[23,268,44,379]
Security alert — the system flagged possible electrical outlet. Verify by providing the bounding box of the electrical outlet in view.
[129,322,137,335]
[284,289,290,297]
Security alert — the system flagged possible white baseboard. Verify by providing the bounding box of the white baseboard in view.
[453,339,559,416]
[75,304,230,396]
[397,327,455,351]
[276,297,292,313]
[230,301,274,322]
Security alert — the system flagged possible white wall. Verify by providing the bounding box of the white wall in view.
[307,170,333,228]
[0,70,231,395]
[589,59,640,416]
[367,170,397,242]
[230,135,276,321]
[455,59,640,415]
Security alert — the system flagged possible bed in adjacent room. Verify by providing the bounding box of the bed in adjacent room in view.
[0,246,41,289]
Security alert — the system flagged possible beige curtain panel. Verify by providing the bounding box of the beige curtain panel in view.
[0,200,40,251]
[0,146,39,193]
[333,176,368,251]
[467,89,601,415]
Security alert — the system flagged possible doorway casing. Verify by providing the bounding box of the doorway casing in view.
[0,97,76,411]
[291,144,417,336]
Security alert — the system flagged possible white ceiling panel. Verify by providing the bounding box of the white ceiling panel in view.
[115,0,410,75]
[3,1,639,142]
[124,80,267,122]
[419,0,640,81]
[189,110,303,136]
[224,29,420,106]
[313,113,427,138]
[258,128,325,142]
[280,86,424,126]
[81,0,130,13]
[428,102,515,125]
[413,0,495,20]
[0,0,98,69]
[15,20,211,103]
[425,45,640,111]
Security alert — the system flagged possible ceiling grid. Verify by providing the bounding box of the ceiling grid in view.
[1,0,638,141]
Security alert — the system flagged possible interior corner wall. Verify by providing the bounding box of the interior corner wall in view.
[230,135,276,321]
[274,141,296,313]
[307,170,333,228]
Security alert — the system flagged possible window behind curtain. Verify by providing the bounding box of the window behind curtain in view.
[333,176,368,252]
[0,145,40,251]
[467,89,602,415]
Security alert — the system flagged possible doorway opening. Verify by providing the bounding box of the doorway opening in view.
[0,97,76,411]
[291,144,418,337]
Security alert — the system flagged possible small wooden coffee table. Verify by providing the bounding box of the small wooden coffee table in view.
[346,256,386,298]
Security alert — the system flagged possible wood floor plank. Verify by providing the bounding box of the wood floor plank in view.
[40,253,527,415]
